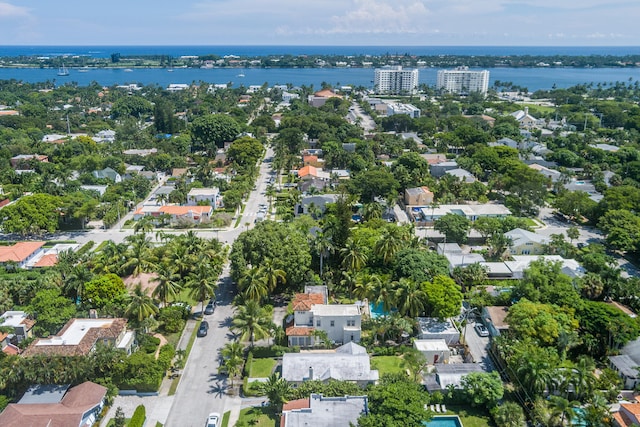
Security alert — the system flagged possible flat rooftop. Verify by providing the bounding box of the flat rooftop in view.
[36,319,114,346]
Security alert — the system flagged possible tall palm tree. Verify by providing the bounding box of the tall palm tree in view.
[354,272,381,301]
[187,264,218,315]
[569,356,596,401]
[122,233,156,277]
[232,300,272,347]
[133,216,154,234]
[151,263,182,307]
[374,225,411,264]
[239,267,269,302]
[394,278,427,318]
[260,258,286,292]
[340,237,368,272]
[169,244,195,280]
[260,372,292,420]
[516,357,552,396]
[548,395,579,426]
[313,231,334,278]
[125,283,159,323]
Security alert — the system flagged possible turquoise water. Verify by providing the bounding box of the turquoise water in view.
[424,416,463,427]
[369,302,396,319]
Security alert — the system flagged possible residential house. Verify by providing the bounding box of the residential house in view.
[308,89,342,108]
[0,241,46,269]
[414,339,450,364]
[0,381,107,427]
[286,289,361,347]
[92,167,122,183]
[92,129,116,143]
[187,187,221,208]
[80,185,108,197]
[417,317,460,345]
[510,107,543,129]
[122,148,157,157]
[10,154,49,169]
[404,187,434,206]
[504,228,550,255]
[28,243,80,269]
[281,394,368,427]
[411,203,511,224]
[282,342,378,387]
[613,402,640,427]
[282,92,300,103]
[428,363,486,391]
[295,194,338,217]
[430,161,459,178]
[134,205,212,224]
[504,255,585,279]
[445,168,476,183]
[0,310,35,343]
[386,103,421,118]
[481,306,509,337]
[22,318,135,357]
[609,355,640,389]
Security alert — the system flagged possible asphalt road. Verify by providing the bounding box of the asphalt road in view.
[163,146,273,427]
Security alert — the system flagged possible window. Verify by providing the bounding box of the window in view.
[316,320,321,327]
[330,320,335,327]
[347,319,356,327]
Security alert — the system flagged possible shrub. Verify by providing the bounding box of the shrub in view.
[138,334,161,354]
[158,306,187,333]
[128,405,146,427]
[157,344,176,371]
[244,351,254,377]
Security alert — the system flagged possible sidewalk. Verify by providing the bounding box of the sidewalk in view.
[100,318,198,426]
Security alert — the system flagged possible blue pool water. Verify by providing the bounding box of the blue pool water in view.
[424,416,464,427]
[369,302,396,319]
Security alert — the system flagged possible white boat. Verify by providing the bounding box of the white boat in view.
[124,68,133,72]
[78,67,90,73]
[57,64,69,76]
[237,71,245,77]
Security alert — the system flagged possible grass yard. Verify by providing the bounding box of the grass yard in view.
[444,405,495,427]
[221,411,231,427]
[237,407,276,427]
[250,358,277,378]
[371,356,405,376]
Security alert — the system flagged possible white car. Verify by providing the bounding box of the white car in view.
[205,412,220,427]
[474,324,490,337]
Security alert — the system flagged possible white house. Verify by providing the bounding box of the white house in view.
[504,228,550,255]
[282,342,378,387]
[286,290,362,347]
[187,187,221,208]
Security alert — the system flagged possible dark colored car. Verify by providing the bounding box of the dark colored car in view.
[197,320,209,337]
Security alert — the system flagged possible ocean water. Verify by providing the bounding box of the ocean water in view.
[0,66,637,92]
[0,46,639,90]
[2,45,640,58]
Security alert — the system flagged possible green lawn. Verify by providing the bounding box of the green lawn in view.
[250,358,277,377]
[221,411,230,427]
[237,407,276,427]
[371,356,405,376]
[444,405,495,427]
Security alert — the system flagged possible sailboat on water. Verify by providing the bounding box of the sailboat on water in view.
[57,64,69,76]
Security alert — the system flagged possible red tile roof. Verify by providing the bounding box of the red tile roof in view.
[313,89,342,99]
[297,165,318,178]
[285,326,314,337]
[0,381,107,427]
[33,254,58,268]
[291,293,324,311]
[281,398,311,427]
[0,242,45,263]
[159,205,212,216]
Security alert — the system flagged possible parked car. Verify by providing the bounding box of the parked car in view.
[204,302,215,315]
[474,324,490,337]
[205,412,220,427]
[197,320,209,337]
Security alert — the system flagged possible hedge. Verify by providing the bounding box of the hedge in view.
[128,405,146,427]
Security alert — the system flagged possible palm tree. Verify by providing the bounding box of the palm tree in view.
[169,244,195,279]
[548,395,579,426]
[313,231,334,278]
[133,216,154,234]
[187,264,218,315]
[516,357,552,396]
[354,272,381,301]
[238,267,269,302]
[151,263,182,307]
[125,283,159,323]
[260,258,286,292]
[569,356,596,401]
[122,233,156,277]
[232,300,272,347]
[260,372,292,420]
[374,226,407,264]
[340,237,368,272]
[393,278,427,318]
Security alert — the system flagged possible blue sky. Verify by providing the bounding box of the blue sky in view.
[0,0,637,46]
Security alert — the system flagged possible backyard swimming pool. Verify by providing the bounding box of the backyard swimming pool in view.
[369,302,396,319]
[424,415,464,427]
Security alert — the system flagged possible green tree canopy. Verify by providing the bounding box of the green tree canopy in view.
[434,213,471,244]
[28,288,76,336]
[424,275,463,320]
[190,114,241,152]
[0,194,62,235]
[83,273,127,309]
[460,371,504,408]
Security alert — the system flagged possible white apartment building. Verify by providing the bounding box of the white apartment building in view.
[374,66,419,95]
[386,103,421,118]
[436,67,490,94]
